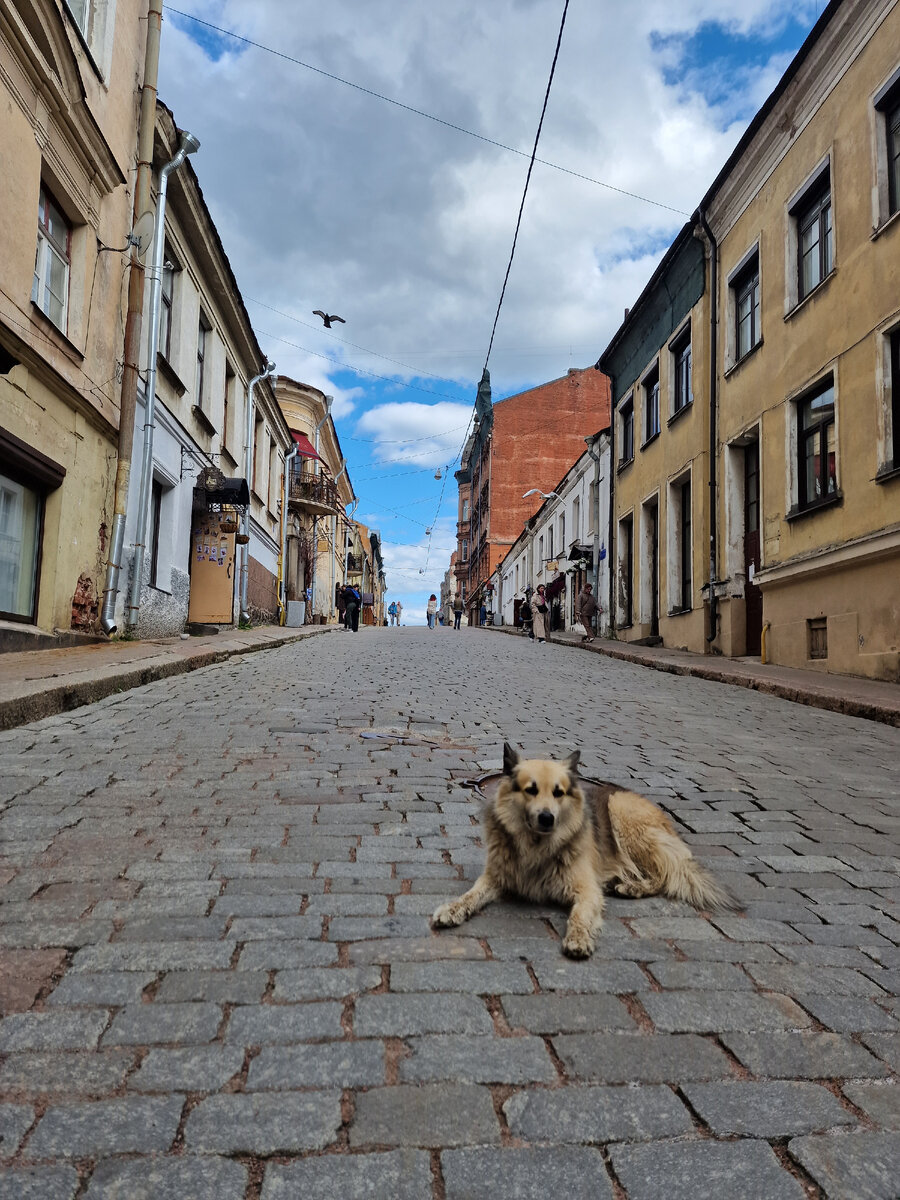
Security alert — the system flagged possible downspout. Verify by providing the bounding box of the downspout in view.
[594,363,616,632]
[278,442,298,625]
[101,0,163,634]
[125,128,200,632]
[585,434,603,628]
[331,457,347,617]
[306,397,333,621]
[698,209,720,644]
[239,359,276,624]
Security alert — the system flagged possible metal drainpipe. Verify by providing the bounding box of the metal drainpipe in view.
[239,360,276,623]
[330,458,347,616]
[278,443,298,625]
[101,0,163,634]
[306,397,333,621]
[698,209,720,643]
[125,129,200,632]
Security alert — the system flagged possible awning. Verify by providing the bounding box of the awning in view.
[205,477,250,507]
[292,431,323,461]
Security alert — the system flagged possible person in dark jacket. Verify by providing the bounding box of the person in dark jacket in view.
[343,584,361,632]
[575,582,599,642]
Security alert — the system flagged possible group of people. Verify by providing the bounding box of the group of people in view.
[337,583,361,632]
[387,600,403,626]
[520,582,599,645]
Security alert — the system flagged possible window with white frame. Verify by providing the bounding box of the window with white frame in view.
[572,495,580,543]
[667,474,692,613]
[880,326,900,475]
[159,246,178,361]
[558,513,565,555]
[789,163,833,304]
[222,362,235,457]
[670,326,692,416]
[196,312,211,409]
[643,364,660,443]
[461,498,469,522]
[0,471,42,621]
[874,67,900,226]
[32,186,71,331]
[733,250,761,361]
[618,395,634,466]
[795,377,837,512]
[65,1,116,77]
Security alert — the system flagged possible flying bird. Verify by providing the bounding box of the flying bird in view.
[313,310,345,328]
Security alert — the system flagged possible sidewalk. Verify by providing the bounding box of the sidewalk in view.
[0,624,335,731]
[489,624,900,727]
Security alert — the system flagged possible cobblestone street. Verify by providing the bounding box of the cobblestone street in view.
[1,626,898,1199]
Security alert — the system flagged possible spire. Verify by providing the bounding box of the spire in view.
[475,367,492,420]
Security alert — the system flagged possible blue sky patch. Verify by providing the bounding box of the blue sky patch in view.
[168,8,246,64]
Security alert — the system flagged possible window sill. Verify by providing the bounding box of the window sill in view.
[871,207,900,241]
[616,455,634,474]
[30,302,84,361]
[148,584,172,597]
[157,353,187,396]
[641,431,660,450]
[251,488,265,506]
[667,401,693,428]
[191,405,217,437]
[875,461,900,484]
[724,338,764,378]
[785,269,835,321]
[785,491,843,522]
[667,605,692,617]
[220,445,239,468]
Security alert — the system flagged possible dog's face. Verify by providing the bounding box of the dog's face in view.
[495,743,584,841]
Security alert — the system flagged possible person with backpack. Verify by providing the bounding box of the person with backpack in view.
[343,583,361,632]
[388,601,398,626]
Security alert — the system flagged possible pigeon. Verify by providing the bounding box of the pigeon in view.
[313,311,345,328]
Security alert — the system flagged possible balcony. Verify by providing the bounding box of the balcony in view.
[288,470,340,516]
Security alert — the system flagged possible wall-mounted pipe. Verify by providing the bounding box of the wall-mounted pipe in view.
[239,359,276,623]
[278,442,298,624]
[125,129,200,633]
[698,208,720,644]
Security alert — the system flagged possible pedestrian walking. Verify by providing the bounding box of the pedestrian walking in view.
[479,601,487,626]
[426,594,437,630]
[453,595,464,629]
[388,601,398,626]
[574,582,599,642]
[396,601,403,625]
[520,589,534,639]
[532,584,550,644]
[343,583,361,632]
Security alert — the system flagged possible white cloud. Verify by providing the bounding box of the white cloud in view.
[354,402,473,466]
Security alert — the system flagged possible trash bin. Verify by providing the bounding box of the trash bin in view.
[286,600,305,627]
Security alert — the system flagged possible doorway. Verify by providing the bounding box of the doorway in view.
[743,439,762,655]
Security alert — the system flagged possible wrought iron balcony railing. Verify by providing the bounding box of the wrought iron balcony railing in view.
[288,471,340,513]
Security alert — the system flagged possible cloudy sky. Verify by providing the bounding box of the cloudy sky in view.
[158,0,824,622]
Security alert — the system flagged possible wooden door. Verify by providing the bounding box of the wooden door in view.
[744,441,763,655]
[188,516,236,624]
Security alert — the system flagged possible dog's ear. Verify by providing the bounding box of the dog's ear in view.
[563,749,581,775]
[502,742,520,776]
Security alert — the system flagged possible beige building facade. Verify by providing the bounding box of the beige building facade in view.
[707,0,900,680]
[0,0,147,642]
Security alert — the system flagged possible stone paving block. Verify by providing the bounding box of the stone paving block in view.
[154,969,267,1003]
[83,1157,248,1200]
[610,1140,805,1200]
[261,1150,433,1200]
[710,917,811,942]
[683,1080,856,1136]
[248,1040,385,1089]
[272,965,382,1001]
[317,862,395,879]
[399,1033,557,1084]
[46,971,156,1007]
[0,1009,109,1052]
[791,994,898,1033]
[237,939,338,969]
[842,1081,900,1128]
[348,937,487,964]
[441,1147,614,1200]
[0,1167,81,1200]
[646,961,752,990]
[71,941,235,972]
[628,917,723,940]
[303,893,390,915]
[0,1103,34,1157]
[328,915,431,940]
[640,990,812,1032]
[27,1095,183,1158]
[224,1001,343,1044]
[722,1031,891,1079]
[861,1032,900,1071]
[0,948,67,1016]
[228,916,322,940]
[529,958,648,993]
[115,916,228,941]
[351,1082,500,1148]
[504,1083,693,1143]
[0,1051,132,1097]
[672,940,785,963]
[790,923,893,948]
[102,1002,221,1046]
[745,963,889,997]
[501,993,636,1034]
[184,1091,342,1154]
[789,1131,900,1200]
[553,1032,734,1083]
[127,1045,244,1092]
[354,992,492,1036]
[390,960,533,994]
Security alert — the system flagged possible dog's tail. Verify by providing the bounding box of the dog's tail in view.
[608,790,741,913]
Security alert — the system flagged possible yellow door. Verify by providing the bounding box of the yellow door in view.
[188,516,236,623]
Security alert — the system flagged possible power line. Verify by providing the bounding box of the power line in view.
[164,5,688,217]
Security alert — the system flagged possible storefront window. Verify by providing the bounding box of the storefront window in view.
[0,471,42,620]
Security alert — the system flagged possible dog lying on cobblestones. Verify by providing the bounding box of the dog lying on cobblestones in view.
[432,743,738,958]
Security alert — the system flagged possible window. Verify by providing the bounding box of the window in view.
[223,362,235,454]
[196,312,211,408]
[559,513,565,554]
[547,527,554,562]
[619,397,634,465]
[643,365,660,443]
[67,0,91,37]
[0,471,42,621]
[671,328,692,415]
[461,498,469,522]
[797,379,837,510]
[734,255,761,359]
[461,538,468,562]
[892,330,900,469]
[795,173,833,300]
[874,70,900,224]
[679,480,692,611]
[572,496,580,543]
[888,99,900,216]
[32,186,70,331]
[150,480,163,589]
[159,248,177,360]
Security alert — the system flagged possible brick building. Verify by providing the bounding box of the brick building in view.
[454,367,611,625]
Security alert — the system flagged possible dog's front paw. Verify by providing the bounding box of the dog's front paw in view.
[562,926,595,959]
[431,901,465,928]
